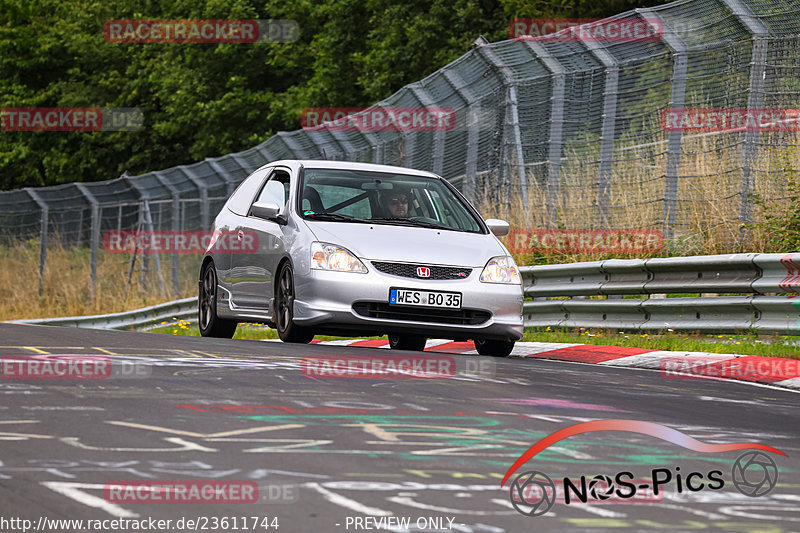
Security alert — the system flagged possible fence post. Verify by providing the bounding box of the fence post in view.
[75,183,101,297]
[410,84,445,176]
[254,140,276,163]
[181,166,210,230]
[327,128,357,160]
[124,176,168,298]
[140,200,167,297]
[152,172,181,296]
[508,84,530,222]
[205,159,237,196]
[276,131,312,158]
[579,39,619,229]
[640,9,688,241]
[526,41,566,228]
[720,0,769,241]
[24,188,48,293]
[348,106,385,164]
[478,45,532,226]
[442,68,479,200]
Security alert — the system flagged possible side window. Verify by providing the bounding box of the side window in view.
[227,167,271,216]
[254,169,292,210]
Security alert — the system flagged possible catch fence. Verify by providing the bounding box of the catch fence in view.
[1,0,799,297]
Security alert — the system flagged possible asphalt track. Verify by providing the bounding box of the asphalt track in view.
[0,323,798,533]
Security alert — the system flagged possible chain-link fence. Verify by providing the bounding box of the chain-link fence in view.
[1,0,799,298]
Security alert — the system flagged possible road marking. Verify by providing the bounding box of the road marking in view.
[107,421,302,438]
[60,436,217,453]
[192,350,226,358]
[305,482,392,516]
[387,495,509,515]
[22,346,49,354]
[42,482,137,518]
[170,349,201,357]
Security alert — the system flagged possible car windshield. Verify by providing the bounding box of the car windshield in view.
[299,168,484,233]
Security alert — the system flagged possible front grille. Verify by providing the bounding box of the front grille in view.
[352,302,490,325]
[371,261,472,280]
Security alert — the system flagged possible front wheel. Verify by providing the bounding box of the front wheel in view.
[388,334,427,351]
[474,339,515,357]
[275,263,315,344]
[199,262,237,338]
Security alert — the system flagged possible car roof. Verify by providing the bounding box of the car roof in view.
[268,159,441,178]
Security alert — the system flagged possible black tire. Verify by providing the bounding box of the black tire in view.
[199,262,237,338]
[276,262,315,344]
[388,334,427,351]
[474,339,515,357]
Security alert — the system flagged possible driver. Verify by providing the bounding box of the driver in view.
[380,188,411,218]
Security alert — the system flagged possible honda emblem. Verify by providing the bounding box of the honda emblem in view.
[416,266,431,278]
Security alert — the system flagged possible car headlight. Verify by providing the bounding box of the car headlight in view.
[480,255,520,284]
[311,242,367,273]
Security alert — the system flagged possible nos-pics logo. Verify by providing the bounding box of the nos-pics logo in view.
[501,420,785,517]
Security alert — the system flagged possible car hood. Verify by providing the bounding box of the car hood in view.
[303,221,507,267]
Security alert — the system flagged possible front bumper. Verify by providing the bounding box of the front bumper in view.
[292,264,524,341]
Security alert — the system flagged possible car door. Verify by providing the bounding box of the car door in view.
[217,166,271,293]
[229,167,292,309]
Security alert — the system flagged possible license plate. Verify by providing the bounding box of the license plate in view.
[389,288,462,309]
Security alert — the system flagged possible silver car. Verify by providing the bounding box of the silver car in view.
[198,160,523,355]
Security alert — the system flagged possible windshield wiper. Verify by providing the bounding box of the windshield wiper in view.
[304,212,368,223]
[367,217,450,230]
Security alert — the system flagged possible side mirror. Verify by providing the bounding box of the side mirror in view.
[485,218,510,237]
[251,201,281,220]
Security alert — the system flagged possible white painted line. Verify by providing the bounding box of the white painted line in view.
[313,339,360,346]
[42,482,138,518]
[513,342,582,356]
[304,482,392,516]
[600,351,742,370]
[596,351,667,369]
[425,339,457,348]
[774,377,800,390]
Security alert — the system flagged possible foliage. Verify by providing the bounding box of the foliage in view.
[750,145,800,252]
[0,0,668,190]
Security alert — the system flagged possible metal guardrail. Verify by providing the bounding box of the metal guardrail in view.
[520,253,800,334]
[7,253,800,334]
[6,297,197,330]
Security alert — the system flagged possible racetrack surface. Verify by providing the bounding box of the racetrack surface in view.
[0,323,798,532]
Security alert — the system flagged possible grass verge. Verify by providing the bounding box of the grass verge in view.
[522,328,800,360]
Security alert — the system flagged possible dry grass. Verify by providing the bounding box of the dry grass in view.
[0,240,198,320]
[475,132,800,264]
